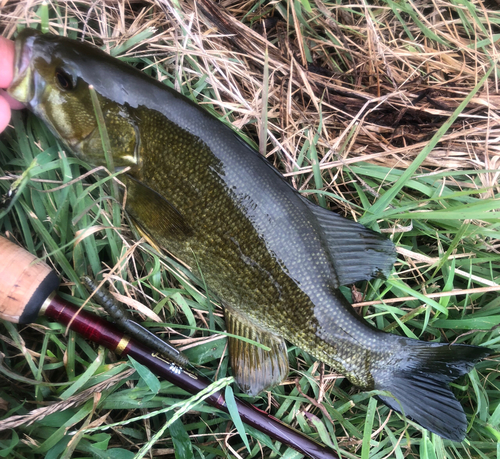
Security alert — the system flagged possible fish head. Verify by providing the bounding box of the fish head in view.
[8,29,139,170]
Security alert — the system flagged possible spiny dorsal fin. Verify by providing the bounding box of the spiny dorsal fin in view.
[225,307,288,396]
[303,198,396,285]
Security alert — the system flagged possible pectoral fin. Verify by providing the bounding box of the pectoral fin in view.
[124,174,193,241]
[225,307,288,396]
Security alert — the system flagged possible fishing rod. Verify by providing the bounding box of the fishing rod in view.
[0,236,339,459]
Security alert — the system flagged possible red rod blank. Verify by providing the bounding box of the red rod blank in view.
[44,295,338,459]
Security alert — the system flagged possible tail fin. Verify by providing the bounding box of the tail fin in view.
[372,341,491,441]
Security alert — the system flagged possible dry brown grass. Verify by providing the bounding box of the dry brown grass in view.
[2,0,498,191]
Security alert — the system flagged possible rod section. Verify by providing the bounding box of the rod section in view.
[44,295,338,459]
[0,237,338,458]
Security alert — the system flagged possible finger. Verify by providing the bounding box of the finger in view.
[0,37,15,89]
[0,89,24,110]
[0,95,12,132]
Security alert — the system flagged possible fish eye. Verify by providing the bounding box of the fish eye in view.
[55,68,75,91]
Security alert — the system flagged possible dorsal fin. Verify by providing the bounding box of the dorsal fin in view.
[225,307,288,396]
[303,198,396,285]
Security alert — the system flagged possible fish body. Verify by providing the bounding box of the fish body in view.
[8,29,490,441]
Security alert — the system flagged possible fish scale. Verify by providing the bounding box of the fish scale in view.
[130,103,391,387]
[8,28,491,441]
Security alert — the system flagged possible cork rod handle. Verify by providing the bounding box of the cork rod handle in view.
[0,236,59,323]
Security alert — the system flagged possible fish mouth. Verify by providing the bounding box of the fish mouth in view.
[7,29,40,106]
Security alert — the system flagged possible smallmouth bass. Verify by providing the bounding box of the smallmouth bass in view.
[8,29,490,442]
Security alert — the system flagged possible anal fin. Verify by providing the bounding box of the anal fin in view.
[225,308,288,396]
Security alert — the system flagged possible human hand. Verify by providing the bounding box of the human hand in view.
[0,37,24,133]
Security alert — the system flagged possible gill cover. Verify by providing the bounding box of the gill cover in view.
[8,28,140,169]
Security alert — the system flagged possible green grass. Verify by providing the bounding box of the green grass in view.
[0,1,499,458]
